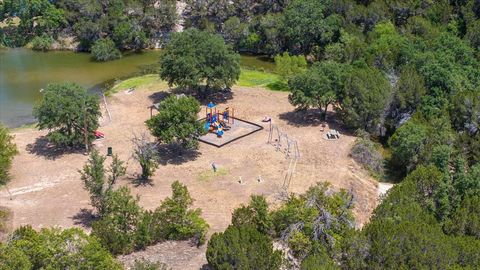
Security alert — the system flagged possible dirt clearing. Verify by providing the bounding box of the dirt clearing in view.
[0,85,379,269]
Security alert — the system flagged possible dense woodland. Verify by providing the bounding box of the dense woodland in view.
[1,0,480,269]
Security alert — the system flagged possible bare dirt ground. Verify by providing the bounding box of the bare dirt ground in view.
[0,85,379,269]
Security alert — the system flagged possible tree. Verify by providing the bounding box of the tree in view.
[274,52,307,81]
[449,195,480,239]
[366,21,406,70]
[159,29,241,98]
[3,225,121,269]
[232,195,273,234]
[364,212,458,269]
[80,149,108,215]
[152,181,209,246]
[91,186,143,255]
[0,124,18,186]
[389,120,428,174]
[222,16,247,49]
[33,82,101,147]
[206,225,283,270]
[112,20,148,50]
[282,0,340,56]
[131,133,159,181]
[336,66,391,132]
[146,95,205,150]
[386,66,427,130]
[0,0,65,46]
[80,150,127,215]
[271,182,355,260]
[288,62,347,119]
[30,34,54,51]
[301,251,339,270]
[91,38,122,62]
[108,154,127,185]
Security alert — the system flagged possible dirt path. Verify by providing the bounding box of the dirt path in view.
[0,85,379,269]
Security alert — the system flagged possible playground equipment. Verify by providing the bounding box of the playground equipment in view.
[267,124,300,191]
[204,102,235,137]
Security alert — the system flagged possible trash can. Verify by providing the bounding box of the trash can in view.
[107,147,113,156]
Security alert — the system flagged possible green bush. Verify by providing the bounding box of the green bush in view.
[92,181,209,255]
[274,52,307,80]
[132,259,169,270]
[2,226,121,269]
[270,182,355,258]
[231,195,272,234]
[0,243,32,270]
[91,187,143,255]
[388,120,428,174]
[301,251,339,270]
[350,136,384,177]
[31,34,54,51]
[0,124,18,186]
[152,181,209,246]
[448,195,480,239]
[80,150,127,215]
[206,225,282,270]
[91,38,122,62]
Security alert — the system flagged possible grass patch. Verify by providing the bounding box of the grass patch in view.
[238,69,289,91]
[237,69,278,87]
[265,80,289,92]
[110,74,165,94]
[109,69,289,95]
[197,168,229,182]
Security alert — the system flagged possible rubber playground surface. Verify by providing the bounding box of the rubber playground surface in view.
[199,117,263,147]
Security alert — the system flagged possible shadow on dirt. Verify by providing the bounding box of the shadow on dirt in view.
[26,136,84,160]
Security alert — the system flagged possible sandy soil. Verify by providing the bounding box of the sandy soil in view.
[0,85,379,269]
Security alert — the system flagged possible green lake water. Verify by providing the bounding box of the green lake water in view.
[0,48,274,127]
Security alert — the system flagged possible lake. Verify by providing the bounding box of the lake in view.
[0,48,274,128]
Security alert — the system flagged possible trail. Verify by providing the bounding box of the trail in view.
[0,179,61,197]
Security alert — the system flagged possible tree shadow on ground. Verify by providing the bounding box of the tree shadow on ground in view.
[148,91,170,104]
[26,136,83,160]
[198,90,233,106]
[278,110,354,135]
[157,144,201,166]
[278,109,325,127]
[71,208,97,228]
[169,86,234,106]
[148,87,233,109]
[200,264,211,270]
[130,175,155,187]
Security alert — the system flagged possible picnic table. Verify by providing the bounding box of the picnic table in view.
[327,129,340,139]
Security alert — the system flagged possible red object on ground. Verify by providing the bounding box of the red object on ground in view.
[95,131,105,138]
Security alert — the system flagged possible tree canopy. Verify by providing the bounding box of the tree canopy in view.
[91,38,122,62]
[158,29,241,97]
[0,226,121,269]
[207,225,282,270]
[33,82,101,147]
[146,95,205,149]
